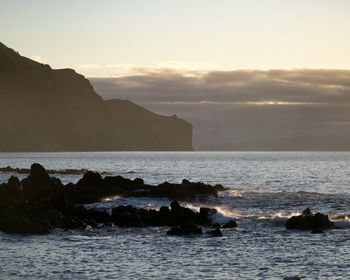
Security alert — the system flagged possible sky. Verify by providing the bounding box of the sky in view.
[1,0,350,77]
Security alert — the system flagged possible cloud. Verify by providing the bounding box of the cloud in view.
[75,61,219,78]
[91,69,350,105]
[90,69,350,150]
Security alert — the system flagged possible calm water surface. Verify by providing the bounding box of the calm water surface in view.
[0,152,350,279]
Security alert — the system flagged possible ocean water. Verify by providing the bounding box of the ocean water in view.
[0,152,350,279]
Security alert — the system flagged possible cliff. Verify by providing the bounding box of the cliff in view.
[0,43,192,151]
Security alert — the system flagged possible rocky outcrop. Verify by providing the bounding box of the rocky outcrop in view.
[65,171,225,204]
[0,164,224,205]
[0,163,233,235]
[111,201,214,228]
[286,208,334,231]
[0,42,192,151]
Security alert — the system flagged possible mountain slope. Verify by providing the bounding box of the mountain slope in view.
[0,43,192,151]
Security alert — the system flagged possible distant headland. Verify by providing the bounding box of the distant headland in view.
[0,42,192,151]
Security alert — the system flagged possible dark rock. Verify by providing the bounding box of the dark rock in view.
[311,228,324,234]
[222,219,238,228]
[129,180,221,202]
[0,164,225,235]
[0,215,51,234]
[0,203,52,234]
[213,184,227,191]
[167,223,203,236]
[111,201,217,228]
[77,171,102,187]
[112,205,144,227]
[212,223,221,229]
[170,200,181,211]
[207,228,223,237]
[7,176,22,192]
[182,179,190,185]
[283,276,301,280]
[0,176,22,202]
[86,208,112,224]
[302,207,312,216]
[286,208,334,230]
[197,207,217,225]
[30,163,50,181]
[66,173,221,204]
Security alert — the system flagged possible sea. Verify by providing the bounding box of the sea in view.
[0,151,349,279]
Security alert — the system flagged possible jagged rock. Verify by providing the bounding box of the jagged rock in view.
[111,201,210,228]
[0,164,228,235]
[77,171,102,187]
[66,174,222,204]
[286,208,334,230]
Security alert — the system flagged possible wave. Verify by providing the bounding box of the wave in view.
[220,189,244,198]
[182,202,241,224]
[330,215,350,229]
[257,211,302,226]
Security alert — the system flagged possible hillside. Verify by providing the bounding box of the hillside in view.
[0,43,192,151]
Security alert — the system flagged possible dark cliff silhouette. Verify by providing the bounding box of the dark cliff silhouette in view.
[0,43,192,151]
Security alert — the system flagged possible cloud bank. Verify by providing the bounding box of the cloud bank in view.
[90,69,350,150]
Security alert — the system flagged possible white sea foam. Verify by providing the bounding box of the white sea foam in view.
[331,215,350,229]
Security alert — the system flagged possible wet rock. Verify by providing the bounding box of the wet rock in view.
[222,219,238,228]
[170,200,181,211]
[286,208,334,230]
[20,163,67,206]
[0,164,226,235]
[112,205,144,227]
[141,181,219,201]
[110,201,221,229]
[212,223,221,229]
[167,223,203,236]
[283,276,301,280]
[0,202,52,234]
[66,173,220,204]
[197,207,217,225]
[213,184,227,191]
[311,228,324,234]
[86,208,112,224]
[207,228,223,237]
[0,214,51,234]
[77,171,102,187]
[302,207,312,216]
[0,176,22,202]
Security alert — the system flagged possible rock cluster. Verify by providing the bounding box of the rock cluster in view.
[0,163,233,235]
[66,172,225,204]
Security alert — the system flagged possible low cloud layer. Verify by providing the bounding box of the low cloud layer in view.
[90,69,350,150]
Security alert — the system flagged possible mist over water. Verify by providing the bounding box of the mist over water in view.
[1,152,350,279]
